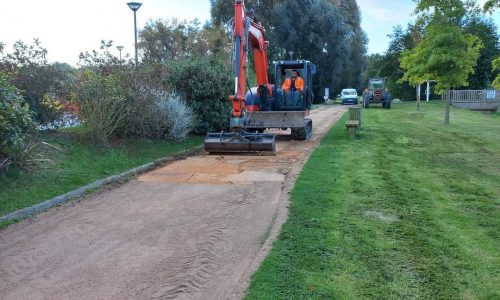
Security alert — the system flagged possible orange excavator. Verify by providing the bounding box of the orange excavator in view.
[204,0,316,153]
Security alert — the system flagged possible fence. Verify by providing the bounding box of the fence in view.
[442,90,500,103]
[442,90,500,111]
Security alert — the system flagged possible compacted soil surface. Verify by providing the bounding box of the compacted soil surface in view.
[0,105,346,300]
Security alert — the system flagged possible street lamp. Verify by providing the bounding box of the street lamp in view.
[288,51,294,60]
[116,45,124,62]
[127,2,142,66]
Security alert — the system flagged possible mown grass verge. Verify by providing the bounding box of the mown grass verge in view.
[0,129,203,217]
[245,102,499,299]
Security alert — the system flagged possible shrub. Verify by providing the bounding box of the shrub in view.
[0,72,37,170]
[162,93,193,141]
[166,57,232,134]
[122,86,193,140]
[75,70,129,145]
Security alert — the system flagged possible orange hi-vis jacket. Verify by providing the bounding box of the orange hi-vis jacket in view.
[282,77,304,92]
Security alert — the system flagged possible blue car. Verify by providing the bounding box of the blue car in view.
[341,88,358,105]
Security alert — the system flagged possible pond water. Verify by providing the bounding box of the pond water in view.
[37,113,81,131]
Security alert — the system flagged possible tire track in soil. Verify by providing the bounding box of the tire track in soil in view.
[144,186,263,300]
[0,106,346,300]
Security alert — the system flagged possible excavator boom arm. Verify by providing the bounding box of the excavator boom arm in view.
[204,0,277,154]
[231,0,271,118]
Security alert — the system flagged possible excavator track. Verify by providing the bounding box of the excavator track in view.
[291,119,313,140]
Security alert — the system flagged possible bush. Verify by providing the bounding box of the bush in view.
[166,57,232,134]
[122,85,193,140]
[0,72,37,170]
[162,93,193,140]
[75,70,129,145]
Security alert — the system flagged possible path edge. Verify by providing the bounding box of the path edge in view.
[0,145,203,223]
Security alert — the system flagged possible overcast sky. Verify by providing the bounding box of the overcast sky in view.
[0,0,498,66]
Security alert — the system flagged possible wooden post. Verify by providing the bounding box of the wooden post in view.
[349,127,356,139]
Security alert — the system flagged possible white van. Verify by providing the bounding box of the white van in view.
[341,88,358,105]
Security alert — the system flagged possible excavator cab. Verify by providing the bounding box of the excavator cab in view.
[273,60,316,112]
[243,60,316,112]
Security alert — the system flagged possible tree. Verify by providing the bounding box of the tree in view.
[400,23,482,93]
[211,0,277,29]
[483,0,500,13]
[381,24,421,100]
[364,54,385,79]
[211,0,236,26]
[414,0,466,26]
[140,19,201,64]
[78,40,122,72]
[199,24,231,61]
[334,0,368,90]
[401,0,484,93]
[0,39,74,124]
[269,0,363,97]
[139,19,230,65]
[462,15,499,89]
[493,57,500,89]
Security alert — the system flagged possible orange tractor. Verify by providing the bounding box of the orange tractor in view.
[363,78,392,109]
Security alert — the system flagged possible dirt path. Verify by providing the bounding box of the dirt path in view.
[0,105,346,300]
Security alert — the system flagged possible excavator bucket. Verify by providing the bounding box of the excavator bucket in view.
[204,131,276,153]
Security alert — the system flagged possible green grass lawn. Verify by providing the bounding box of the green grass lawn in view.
[0,130,203,216]
[245,102,499,299]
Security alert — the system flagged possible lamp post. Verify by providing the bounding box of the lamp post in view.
[116,45,124,62]
[288,51,294,60]
[127,2,142,66]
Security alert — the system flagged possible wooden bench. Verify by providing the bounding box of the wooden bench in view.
[345,106,362,139]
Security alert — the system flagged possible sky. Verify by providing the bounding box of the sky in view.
[359,0,499,53]
[0,0,498,66]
